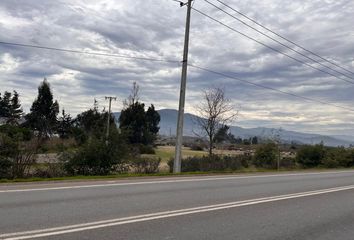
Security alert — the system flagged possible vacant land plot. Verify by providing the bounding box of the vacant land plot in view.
[154,146,207,162]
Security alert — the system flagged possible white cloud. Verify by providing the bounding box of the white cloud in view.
[0,53,19,72]
[0,0,354,135]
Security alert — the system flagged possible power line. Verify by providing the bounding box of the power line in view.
[2,39,353,112]
[189,63,354,112]
[0,41,180,64]
[202,0,354,81]
[214,0,354,76]
[191,7,354,85]
[192,0,197,7]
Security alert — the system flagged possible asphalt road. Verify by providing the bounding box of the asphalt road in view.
[1,170,354,240]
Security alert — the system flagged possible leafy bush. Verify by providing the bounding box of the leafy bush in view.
[321,158,339,168]
[0,125,32,141]
[168,154,251,172]
[139,144,155,154]
[130,157,161,174]
[32,163,67,178]
[64,134,128,176]
[253,143,278,169]
[0,125,37,179]
[0,158,12,179]
[296,144,325,168]
[344,149,354,167]
[190,144,204,151]
[280,157,296,169]
[71,127,87,146]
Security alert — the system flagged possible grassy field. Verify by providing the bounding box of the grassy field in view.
[154,146,207,162]
[153,146,251,162]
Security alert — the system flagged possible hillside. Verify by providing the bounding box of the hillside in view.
[114,109,354,147]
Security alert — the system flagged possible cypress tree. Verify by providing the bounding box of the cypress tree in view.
[7,91,23,125]
[0,91,12,118]
[26,79,59,138]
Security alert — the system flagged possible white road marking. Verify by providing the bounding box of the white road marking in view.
[1,184,354,240]
[0,170,353,193]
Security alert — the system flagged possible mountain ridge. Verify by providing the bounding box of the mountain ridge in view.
[113,109,354,147]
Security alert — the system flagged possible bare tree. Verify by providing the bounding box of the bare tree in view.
[123,82,140,108]
[195,87,237,156]
[12,140,38,178]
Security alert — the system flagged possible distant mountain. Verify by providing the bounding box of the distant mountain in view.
[113,109,354,147]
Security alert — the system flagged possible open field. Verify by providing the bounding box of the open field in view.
[153,146,257,162]
[154,146,207,162]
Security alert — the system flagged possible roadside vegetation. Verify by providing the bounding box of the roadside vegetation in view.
[1,81,354,182]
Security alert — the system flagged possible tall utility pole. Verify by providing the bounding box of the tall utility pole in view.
[174,0,193,173]
[105,96,117,145]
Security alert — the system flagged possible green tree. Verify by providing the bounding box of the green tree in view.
[25,79,59,138]
[119,102,146,144]
[251,136,258,145]
[57,109,73,139]
[214,125,230,143]
[0,125,36,178]
[145,104,160,143]
[119,83,160,145]
[74,100,117,144]
[0,91,12,118]
[243,139,251,145]
[8,91,23,125]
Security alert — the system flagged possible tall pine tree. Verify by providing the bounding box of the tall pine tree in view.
[57,109,73,139]
[145,104,160,143]
[26,79,59,138]
[7,91,23,125]
[0,91,12,118]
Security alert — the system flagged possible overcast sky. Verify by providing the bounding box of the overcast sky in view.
[1,0,354,135]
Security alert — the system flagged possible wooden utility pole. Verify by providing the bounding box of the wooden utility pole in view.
[105,96,117,145]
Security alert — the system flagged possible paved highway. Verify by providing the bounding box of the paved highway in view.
[1,170,354,239]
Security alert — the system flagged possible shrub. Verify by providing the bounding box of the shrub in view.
[321,147,344,168]
[253,143,278,169]
[322,158,339,168]
[0,125,37,179]
[32,163,67,178]
[280,157,296,169]
[168,154,251,172]
[139,144,155,154]
[296,144,325,168]
[344,149,354,167]
[0,125,32,141]
[0,158,12,179]
[130,157,161,174]
[71,127,87,146]
[190,144,204,151]
[64,134,128,176]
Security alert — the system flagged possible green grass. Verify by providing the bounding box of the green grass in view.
[1,167,351,184]
[154,146,207,162]
[0,173,172,183]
